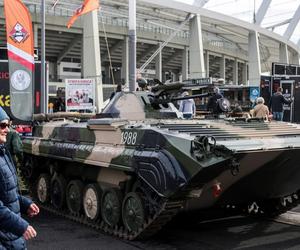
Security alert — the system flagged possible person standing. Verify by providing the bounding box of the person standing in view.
[0,107,39,249]
[48,102,54,113]
[269,87,293,121]
[253,97,269,120]
[207,87,223,114]
[5,120,23,167]
[179,91,196,119]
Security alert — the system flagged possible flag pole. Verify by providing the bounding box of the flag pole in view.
[41,0,46,113]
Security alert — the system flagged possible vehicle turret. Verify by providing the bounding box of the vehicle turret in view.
[99,81,229,120]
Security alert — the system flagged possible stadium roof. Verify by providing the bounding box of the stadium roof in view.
[184,0,300,45]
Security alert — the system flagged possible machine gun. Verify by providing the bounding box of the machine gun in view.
[148,81,230,113]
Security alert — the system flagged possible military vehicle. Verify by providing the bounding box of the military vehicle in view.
[21,81,300,240]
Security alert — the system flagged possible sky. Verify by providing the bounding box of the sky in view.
[175,0,300,45]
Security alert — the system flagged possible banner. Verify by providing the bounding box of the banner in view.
[4,0,34,121]
[65,79,95,111]
[0,61,42,124]
[67,0,100,29]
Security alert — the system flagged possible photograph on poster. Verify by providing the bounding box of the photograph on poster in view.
[65,79,95,111]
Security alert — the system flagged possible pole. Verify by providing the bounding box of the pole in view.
[41,0,46,113]
[128,0,136,92]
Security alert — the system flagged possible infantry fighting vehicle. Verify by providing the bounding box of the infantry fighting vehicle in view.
[21,82,300,240]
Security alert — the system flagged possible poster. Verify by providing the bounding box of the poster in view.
[65,78,95,111]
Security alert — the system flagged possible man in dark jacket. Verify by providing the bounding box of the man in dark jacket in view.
[207,87,224,114]
[5,119,23,167]
[269,87,293,121]
[0,107,39,249]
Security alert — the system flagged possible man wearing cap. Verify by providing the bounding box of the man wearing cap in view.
[0,107,39,249]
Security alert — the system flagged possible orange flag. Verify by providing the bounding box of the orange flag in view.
[4,0,34,71]
[67,0,100,29]
[4,0,34,121]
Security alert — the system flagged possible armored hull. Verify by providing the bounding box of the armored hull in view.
[21,91,300,239]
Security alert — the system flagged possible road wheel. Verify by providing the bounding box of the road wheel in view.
[83,184,102,221]
[21,155,35,179]
[122,192,145,233]
[36,173,51,204]
[66,180,84,214]
[101,188,123,227]
[51,175,67,209]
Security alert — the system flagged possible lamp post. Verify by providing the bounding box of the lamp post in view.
[128,0,136,92]
[41,0,46,113]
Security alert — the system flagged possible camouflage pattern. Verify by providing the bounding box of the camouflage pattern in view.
[21,86,300,239]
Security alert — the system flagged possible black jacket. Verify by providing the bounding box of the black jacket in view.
[270,92,292,112]
[207,93,223,114]
[5,129,23,167]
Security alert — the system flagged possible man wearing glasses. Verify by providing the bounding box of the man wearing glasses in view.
[0,107,39,249]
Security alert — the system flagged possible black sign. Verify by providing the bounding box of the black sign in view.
[183,78,212,86]
[272,62,300,76]
[281,81,293,122]
[0,61,42,124]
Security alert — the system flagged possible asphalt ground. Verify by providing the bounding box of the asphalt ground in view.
[25,208,300,250]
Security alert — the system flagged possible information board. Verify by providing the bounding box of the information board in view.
[65,78,95,112]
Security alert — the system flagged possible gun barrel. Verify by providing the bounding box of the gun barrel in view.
[150,92,211,106]
[171,93,210,101]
